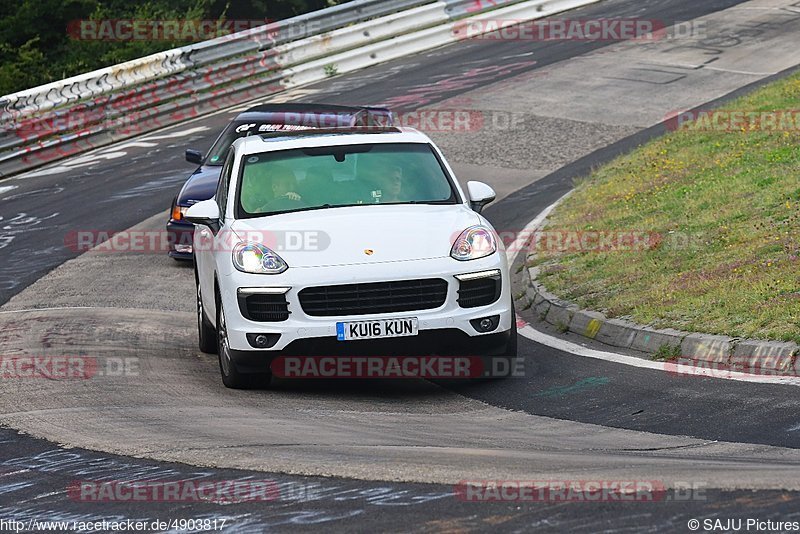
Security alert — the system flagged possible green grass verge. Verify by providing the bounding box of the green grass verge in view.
[531,72,800,343]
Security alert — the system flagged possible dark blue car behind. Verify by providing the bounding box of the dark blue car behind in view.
[167,103,393,260]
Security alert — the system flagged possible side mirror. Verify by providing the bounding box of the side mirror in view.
[185,149,204,165]
[467,181,496,213]
[184,199,220,228]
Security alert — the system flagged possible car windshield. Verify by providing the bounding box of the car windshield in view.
[236,143,458,217]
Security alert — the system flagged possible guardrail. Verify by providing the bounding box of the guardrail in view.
[0,0,600,178]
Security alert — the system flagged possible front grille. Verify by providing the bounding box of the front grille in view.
[299,279,448,317]
[238,293,290,322]
[458,277,501,308]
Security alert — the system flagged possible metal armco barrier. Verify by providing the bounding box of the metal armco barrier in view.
[0,0,599,178]
[443,0,530,19]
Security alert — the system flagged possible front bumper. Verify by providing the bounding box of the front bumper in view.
[219,254,512,353]
[166,219,194,260]
[228,329,512,374]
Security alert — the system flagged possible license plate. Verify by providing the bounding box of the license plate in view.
[336,318,419,341]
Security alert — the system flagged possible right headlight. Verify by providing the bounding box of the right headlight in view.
[451,225,497,261]
[232,242,288,274]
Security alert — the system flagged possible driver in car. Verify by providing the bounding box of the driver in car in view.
[360,161,405,203]
[380,164,404,203]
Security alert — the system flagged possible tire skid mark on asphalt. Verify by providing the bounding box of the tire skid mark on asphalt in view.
[12,85,315,181]
[0,429,461,528]
[0,245,65,291]
[0,306,98,315]
[1,186,63,201]
[4,307,800,487]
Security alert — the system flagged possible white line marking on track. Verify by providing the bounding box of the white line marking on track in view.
[506,192,570,265]
[0,186,17,195]
[33,491,65,499]
[9,75,326,181]
[517,322,800,386]
[501,52,536,59]
[107,142,158,151]
[704,67,775,76]
[140,126,211,141]
[507,194,800,387]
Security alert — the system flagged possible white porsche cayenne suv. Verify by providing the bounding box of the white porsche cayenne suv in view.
[186,126,516,388]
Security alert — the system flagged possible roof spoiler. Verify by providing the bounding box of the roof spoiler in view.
[240,103,394,129]
[258,127,403,140]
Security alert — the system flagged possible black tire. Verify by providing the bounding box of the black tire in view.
[197,283,217,354]
[505,306,519,360]
[217,302,251,389]
[216,299,274,389]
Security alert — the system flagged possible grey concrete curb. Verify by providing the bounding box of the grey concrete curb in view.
[518,223,800,375]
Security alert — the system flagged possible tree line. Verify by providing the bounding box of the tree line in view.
[0,0,343,95]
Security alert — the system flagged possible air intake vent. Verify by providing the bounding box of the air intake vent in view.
[238,293,290,322]
[299,279,448,317]
[458,276,501,308]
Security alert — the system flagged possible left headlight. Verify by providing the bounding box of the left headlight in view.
[451,225,497,261]
[232,242,288,274]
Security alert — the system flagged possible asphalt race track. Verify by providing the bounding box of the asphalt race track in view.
[2,0,800,531]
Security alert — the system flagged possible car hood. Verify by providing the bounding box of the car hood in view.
[177,165,222,206]
[230,204,481,267]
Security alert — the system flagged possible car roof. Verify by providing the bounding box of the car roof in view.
[232,127,433,154]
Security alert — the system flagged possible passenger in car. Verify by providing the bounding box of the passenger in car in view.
[240,164,275,212]
[258,166,305,212]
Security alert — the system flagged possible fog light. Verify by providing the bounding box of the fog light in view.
[246,333,281,349]
[470,315,500,333]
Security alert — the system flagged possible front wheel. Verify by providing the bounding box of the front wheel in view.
[217,302,253,389]
[197,283,217,354]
